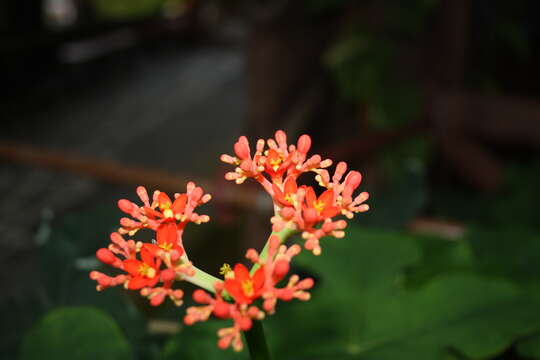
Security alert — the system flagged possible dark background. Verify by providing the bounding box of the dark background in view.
[2,1,540,359]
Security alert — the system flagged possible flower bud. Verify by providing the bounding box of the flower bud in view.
[96,248,115,264]
[213,301,230,318]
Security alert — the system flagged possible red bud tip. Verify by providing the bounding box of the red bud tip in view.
[150,293,166,307]
[117,199,133,213]
[213,301,230,318]
[234,138,250,159]
[345,171,362,189]
[193,289,209,303]
[238,317,252,331]
[274,259,290,278]
[218,338,230,349]
[297,134,311,154]
[184,315,195,326]
[161,269,175,282]
[97,275,111,287]
[96,248,115,264]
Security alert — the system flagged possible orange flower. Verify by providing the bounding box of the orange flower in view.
[272,176,299,207]
[123,246,161,290]
[224,264,265,305]
[143,192,188,221]
[303,187,340,222]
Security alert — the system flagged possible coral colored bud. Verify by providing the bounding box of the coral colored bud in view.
[213,301,230,318]
[184,315,195,325]
[96,248,115,264]
[193,289,209,303]
[110,232,125,245]
[303,208,318,223]
[322,222,335,232]
[238,317,252,331]
[170,249,181,262]
[299,278,315,289]
[297,134,311,154]
[275,130,287,144]
[173,290,183,299]
[234,137,250,159]
[345,171,362,189]
[280,288,294,301]
[280,207,295,219]
[97,276,111,287]
[117,199,133,213]
[218,338,230,350]
[161,269,175,282]
[136,186,149,204]
[274,259,290,278]
[150,293,166,307]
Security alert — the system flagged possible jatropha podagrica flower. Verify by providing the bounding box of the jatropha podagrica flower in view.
[221,130,370,255]
[91,130,369,352]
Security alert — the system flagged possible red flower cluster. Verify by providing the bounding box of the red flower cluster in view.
[221,130,370,255]
[91,130,369,352]
[184,235,312,351]
[90,182,211,306]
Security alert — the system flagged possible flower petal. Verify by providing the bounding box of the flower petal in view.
[123,259,141,276]
[318,189,335,208]
[157,222,177,247]
[128,276,147,290]
[225,279,251,304]
[233,263,250,283]
[305,187,317,207]
[172,194,187,214]
[158,192,172,210]
[283,176,298,195]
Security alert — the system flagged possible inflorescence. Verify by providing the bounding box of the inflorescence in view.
[90,130,369,351]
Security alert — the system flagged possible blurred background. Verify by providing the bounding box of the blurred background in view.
[2,0,540,359]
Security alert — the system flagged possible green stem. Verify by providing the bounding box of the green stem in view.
[245,320,271,360]
[250,227,296,275]
[185,266,222,293]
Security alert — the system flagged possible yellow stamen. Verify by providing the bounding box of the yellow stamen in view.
[241,280,254,297]
[219,263,233,278]
[159,242,174,251]
[284,193,295,205]
[269,157,283,171]
[163,208,174,218]
[313,200,325,215]
[138,263,156,278]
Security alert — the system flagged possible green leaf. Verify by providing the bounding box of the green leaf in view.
[266,226,540,359]
[405,234,474,288]
[21,306,132,360]
[517,333,540,359]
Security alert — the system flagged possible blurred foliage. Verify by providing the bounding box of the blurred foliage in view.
[91,0,168,20]
[21,307,132,360]
[356,136,432,229]
[323,0,438,130]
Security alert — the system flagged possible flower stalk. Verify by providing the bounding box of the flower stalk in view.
[245,320,271,360]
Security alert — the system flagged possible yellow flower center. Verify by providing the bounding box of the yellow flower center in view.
[159,242,174,251]
[284,193,295,205]
[163,208,174,218]
[138,263,156,278]
[313,200,325,215]
[269,157,283,171]
[241,279,254,297]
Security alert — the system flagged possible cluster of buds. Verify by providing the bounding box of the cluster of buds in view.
[90,182,211,306]
[184,235,312,350]
[221,130,370,255]
[90,130,369,352]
